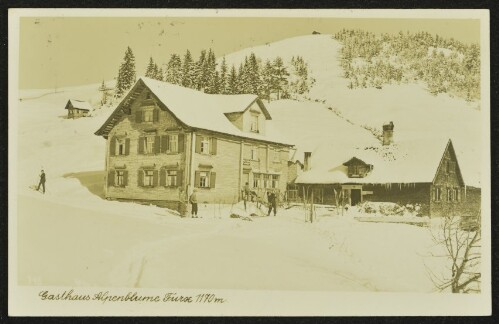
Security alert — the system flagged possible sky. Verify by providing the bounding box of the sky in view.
[18,16,480,89]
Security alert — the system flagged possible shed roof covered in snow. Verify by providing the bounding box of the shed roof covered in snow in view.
[65,99,92,111]
[95,77,290,145]
[295,138,464,185]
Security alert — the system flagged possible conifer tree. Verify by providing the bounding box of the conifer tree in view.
[193,50,207,90]
[261,60,275,102]
[145,57,155,78]
[181,50,194,88]
[205,49,217,93]
[165,54,182,85]
[228,65,238,94]
[115,46,136,98]
[272,56,289,100]
[219,57,228,94]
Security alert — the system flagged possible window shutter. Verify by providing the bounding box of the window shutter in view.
[210,172,216,188]
[123,170,128,186]
[195,135,202,153]
[159,168,166,186]
[178,134,184,153]
[107,170,115,187]
[153,170,159,187]
[125,138,130,155]
[210,137,217,155]
[135,110,142,123]
[110,137,116,156]
[161,135,169,153]
[194,171,200,188]
[153,108,159,122]
[177,170,183,187]
[137,170,143,187]
[154,136,161,154]
[138,137,145,154]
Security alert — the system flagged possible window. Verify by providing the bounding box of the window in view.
[143,109,154,122]
[145,136,155,154]
[251,114,259,132]
[447,188,454,202]
[117,139,125,155]
[434,187,441,202]
[168,134,178,153]
[116,170,125,186]
[253,173,261,188]
[167,170,177,187]
[201,138,210,154]
[271,175,279,189]
[251,146,258,160]
[199,171,210,188]
[263,174,271,188]
[454,188,460,202]
[144,170,154,187]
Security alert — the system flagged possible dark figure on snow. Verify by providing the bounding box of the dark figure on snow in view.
[190,189,198,218]
[267,191,277,216]
[243,182,251,210]
[37,169,46,194]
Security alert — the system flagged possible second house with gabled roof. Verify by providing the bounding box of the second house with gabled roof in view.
[95,77,293,212]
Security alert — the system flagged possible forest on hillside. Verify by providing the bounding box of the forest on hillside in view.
[112,46,314,104]
[334,29,480,101]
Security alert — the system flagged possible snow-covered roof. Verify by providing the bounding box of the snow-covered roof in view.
[96,77,290,146]
[296,138,463,185]
[66,99,92,111]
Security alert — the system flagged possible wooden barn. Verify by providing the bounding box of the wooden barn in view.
[295,123,474,217]
[65,99,92,118]
[95,77,293,213]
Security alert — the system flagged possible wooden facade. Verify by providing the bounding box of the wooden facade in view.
[65,100,90,118]
[98,79,291,213]
[296,140,473,217]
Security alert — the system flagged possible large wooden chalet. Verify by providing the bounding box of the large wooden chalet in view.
[295,123,476,217]
[95,77,293,212]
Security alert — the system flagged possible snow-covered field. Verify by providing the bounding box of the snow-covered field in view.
[12,34,483,292]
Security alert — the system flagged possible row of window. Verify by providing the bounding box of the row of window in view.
[111,133,283,161]
[433,187,461,202]
[252,173,280,189]
[108,169,216,189]
[110,134,185,156]
[246,146,283,163]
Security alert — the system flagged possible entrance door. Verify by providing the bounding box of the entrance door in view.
[351,189,361,206]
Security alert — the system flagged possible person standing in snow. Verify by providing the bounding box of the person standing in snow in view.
[243,182,251,210]
[267,190,277,216]
[37,169,46,194]
[190,189,198,218]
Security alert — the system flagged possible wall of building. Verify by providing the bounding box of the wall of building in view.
[363,183,431,215]
[104,88,290,208]
[106,89,187,203]
[429,143,466,217]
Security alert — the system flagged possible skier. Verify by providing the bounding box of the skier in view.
[267,190,277,216]
[37,169,46,194]
[190,189,198,218]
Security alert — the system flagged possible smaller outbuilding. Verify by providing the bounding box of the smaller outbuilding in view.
[65,99,92,118]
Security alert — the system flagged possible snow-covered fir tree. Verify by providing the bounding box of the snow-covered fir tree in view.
[115,46,136,98]
[165,54,182,85]
[227,65,238,95]
[181,49,195,88]
[145,57,156,78]
[219,57,229,94]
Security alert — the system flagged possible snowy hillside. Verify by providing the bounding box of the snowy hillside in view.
[12,34,483,293]
[222,34,482,187]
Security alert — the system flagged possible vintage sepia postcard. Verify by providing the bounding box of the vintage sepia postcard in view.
[8,9,491,316]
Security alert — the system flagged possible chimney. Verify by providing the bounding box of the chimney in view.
[304,152,312,171]
[382,121,394,145]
